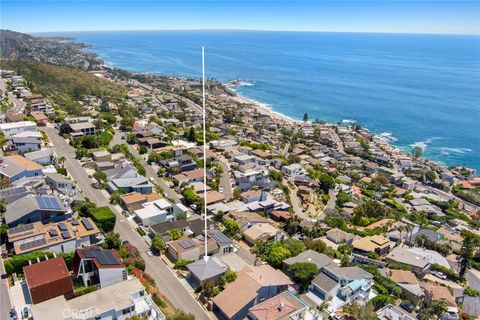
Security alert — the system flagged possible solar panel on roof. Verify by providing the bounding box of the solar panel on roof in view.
[49,229,58,237]
[71,220,80,226]
[19,238,46,251]
[8,223,34,235]
[210,231,231,244]
[58,223,68,231]
[179,240,195,249]
[36,196,62,210]
[81,218,94,231]
[61,231,71,239]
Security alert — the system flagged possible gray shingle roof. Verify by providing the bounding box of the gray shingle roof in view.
[283,250,333,270]
[187,257,228,282]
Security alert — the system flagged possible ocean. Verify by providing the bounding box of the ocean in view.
[51,31,480,170]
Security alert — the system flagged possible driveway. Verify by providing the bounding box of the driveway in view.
[42,127,210,320]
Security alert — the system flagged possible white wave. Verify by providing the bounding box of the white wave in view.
[439,147,472,155]
[410,141,427,150]
[377,132,398,142]
[341,119,356,124]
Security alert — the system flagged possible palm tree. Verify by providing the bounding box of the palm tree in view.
[58,156,66,168]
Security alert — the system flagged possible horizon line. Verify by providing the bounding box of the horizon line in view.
[23,28,480,37]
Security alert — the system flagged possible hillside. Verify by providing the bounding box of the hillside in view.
[0,29,102,70]
[1,60,128,115]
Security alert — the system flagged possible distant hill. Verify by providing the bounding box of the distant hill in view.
[0,29,103,70]
[2,60,127,115]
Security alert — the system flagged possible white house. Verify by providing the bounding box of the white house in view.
[282,163,307,177]
[0,121,37,137]
[134,198,190,226]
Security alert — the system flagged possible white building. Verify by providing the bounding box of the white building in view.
[0,121,37,137]
[31,278,164,320]
[134,198,190,226]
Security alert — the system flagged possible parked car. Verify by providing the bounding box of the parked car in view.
[432,271,447,280]
[400,301,414,313]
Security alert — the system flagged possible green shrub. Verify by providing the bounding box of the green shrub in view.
[89,206,116,232]
[4,251,50,274]
[173,260,193,270]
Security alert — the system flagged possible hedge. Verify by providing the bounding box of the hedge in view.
[4,251,74,275]
[89,206,116,232]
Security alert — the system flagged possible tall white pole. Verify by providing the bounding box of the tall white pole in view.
[202,47,208,260]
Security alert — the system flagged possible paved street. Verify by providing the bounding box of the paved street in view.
[0,257,13,320]
[125,141,182,203]
[41,127,210,320]
[212,153,233,201]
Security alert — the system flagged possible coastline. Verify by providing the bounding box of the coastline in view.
[227,87,299,125]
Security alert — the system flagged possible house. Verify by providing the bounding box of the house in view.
[109,174,154,194]
[138,137,167,150]
[4,194,70,227]
[281,163,306,177]
[10,132,42,152]
[60,121,96,137]
[270,210,291,223]
[187,256,229,288]
[24,257,74,304]
[212,265,293,320]
[134,198,189,226]
[206,191,226,205]
[7,218,101,255]
[352,235,391,256]
[386,269,424,305]
[0,155,43,183]
[159,155,196,174]
[247,291,308,320]
[234,154,255,165]
[0,186,34,204]
[376,304,415,320]
[24,148,55,165]
[120,191,162,212]
[0,121,37,137]
[45,172,75,193]
[309,265,373,310]
[166,236,219,262]
[31,278,164,320]
[92,150,112,162]
[283,250,333,274]
[73,246,127,288]
[386,246,432,276]
[228,211,269,231]
[326,228,356,245]
[173,168,204,185]
[241,190,263,203]
[421,283,457,310]
[243,223,284,245]
[461,296,480,319]
[149,219,213,241]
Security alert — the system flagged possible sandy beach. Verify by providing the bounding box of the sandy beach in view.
[227,84,298,125]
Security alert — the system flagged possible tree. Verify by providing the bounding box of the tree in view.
[218,270,237,286]
[460,230,480,277]
[223,219,240,238]
[110,189,126,204]
[182,188,198,205]
[288,262,318,291]
[303,113,309,122]
[104,231,122,250]
[304,238,327,253]
[318,173,335,193]
[186,127,196,142]
[343,301,376,320]
[282,238,305,257]
[93,170,108,188]
[138,145,148,154]
[411,146,423,160]
[202,279,215,299]
[425,170,437,183]
[267,245,291,268]
[57,156,66,168]
[150,235,166,254]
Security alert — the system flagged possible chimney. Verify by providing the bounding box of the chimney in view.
[278,303,285,311]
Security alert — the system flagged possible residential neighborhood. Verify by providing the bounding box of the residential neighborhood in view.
[1,32,480,320]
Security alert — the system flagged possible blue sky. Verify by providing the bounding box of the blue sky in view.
[1,1,479,35]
